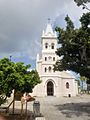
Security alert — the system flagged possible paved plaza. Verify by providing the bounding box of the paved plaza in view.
[2,94,90,120]
[35,95,90,120]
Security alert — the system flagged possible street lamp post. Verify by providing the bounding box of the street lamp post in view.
[10,55,12,61]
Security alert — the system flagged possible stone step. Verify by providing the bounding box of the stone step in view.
[35,117,46,120]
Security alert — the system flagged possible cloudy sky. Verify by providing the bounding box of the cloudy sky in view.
[0,0,89,68]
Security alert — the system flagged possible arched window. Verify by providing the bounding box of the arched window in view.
[53,57,55,61]
[66,82,69,89]
[45,67,47,72]
[53,68,55,72]
[48,66,51,72]
[45,57,47,61]
[51,43,54,49]
[45,43,48,49]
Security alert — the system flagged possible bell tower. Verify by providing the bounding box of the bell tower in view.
[40,19,58,75]
[41,19,57,51]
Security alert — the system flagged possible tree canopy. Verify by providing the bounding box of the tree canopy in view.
[0,58,41,105]
[74,0,90,11]
[74,0,90,6]
[54,12,90,80]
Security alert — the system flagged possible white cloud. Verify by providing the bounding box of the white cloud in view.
[0,0,89,64]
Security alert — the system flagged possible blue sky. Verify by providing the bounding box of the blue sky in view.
[0,0,90,69]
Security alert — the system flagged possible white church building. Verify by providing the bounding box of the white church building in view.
[33,20,78,97]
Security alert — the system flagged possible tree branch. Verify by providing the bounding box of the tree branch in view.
[82,3,90,11]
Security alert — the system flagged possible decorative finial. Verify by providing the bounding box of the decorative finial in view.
[48,18,51,24]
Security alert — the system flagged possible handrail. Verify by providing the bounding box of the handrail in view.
[0,99,14,113]
[7,99,14,108]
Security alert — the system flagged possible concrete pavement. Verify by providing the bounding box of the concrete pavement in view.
[4,94,90,120]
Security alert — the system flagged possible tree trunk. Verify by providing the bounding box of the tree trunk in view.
[82,81,83,93]
[12,89,15,114]
[21,102,23,116]
[25,101,27,115]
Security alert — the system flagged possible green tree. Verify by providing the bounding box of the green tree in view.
[0,58,41,106]
[74,0,90,11]
[54,12,90,80]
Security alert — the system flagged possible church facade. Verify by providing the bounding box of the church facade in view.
[33,21,78,97]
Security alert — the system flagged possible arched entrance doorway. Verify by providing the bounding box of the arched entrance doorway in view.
[47,81,54,96]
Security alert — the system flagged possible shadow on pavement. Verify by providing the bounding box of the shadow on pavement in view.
[55,102,90,118]
[0,108,34,120]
